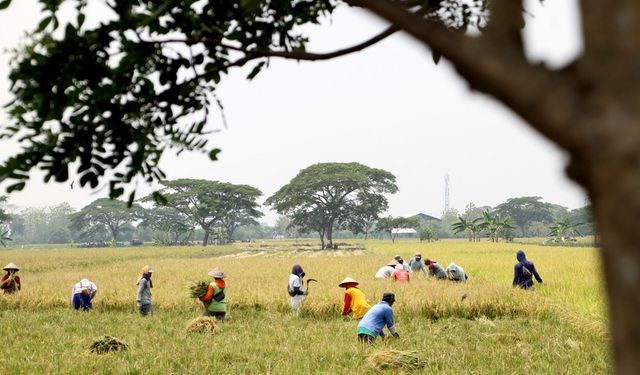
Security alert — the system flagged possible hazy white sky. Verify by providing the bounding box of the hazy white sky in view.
[0,0,586,224]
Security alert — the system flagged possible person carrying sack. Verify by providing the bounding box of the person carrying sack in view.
[200,267,227,320]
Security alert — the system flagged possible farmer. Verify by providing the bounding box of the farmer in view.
[394,255,410,272]
[71,278,98,311]
[374,260,397,279]
[446,262,468,282]
[392,264,410,283]
[0,262,21,294]
[288,264,307,315]
[136,265,154,315]
[357,292,399,343]
[199,267,227,320]
[424,259,448,279]
[339,277,371,320]
[513,250,543,289]
[408,253,428,275]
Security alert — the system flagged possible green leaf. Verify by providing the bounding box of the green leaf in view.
[209,148,221,160]
[247,61,266,80]
[6,182,25,193]
[0,0,12,10]
[152,191,168,205]
[37,16,52,32]
[432,51,441,65]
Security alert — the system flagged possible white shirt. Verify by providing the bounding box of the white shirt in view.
[288,274,304,295]
[71,279,98,297]
[446,263,467,282]
[374,265,395,279]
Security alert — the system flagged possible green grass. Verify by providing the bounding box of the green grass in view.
[0,240,611,373]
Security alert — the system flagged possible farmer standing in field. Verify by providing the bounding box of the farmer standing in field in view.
[136,265,154,315]
[71,278,98,311]
[513,250,543,289]
[408,253,428,275]
[446,262,468,282]
[0,262,21,294]
[288,264,307,315]
[424,259,448,279]
[357,292,399,343]
[199,267,227,320]
[338,277,371,320]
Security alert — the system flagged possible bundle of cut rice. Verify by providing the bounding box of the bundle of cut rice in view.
[189,280,209,299]
[186,316,220,334]
[367,349,425,370]
[89,335,129,354]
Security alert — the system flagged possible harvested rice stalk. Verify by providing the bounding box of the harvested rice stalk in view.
[367,349,425,371]
[186,317,220,334]
[189,280,210,299]
[89,335,129,354]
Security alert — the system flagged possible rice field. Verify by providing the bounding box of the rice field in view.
[0,240,610,373]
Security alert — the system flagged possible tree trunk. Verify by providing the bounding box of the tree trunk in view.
[202,230,209,246]
[326,224,333,249]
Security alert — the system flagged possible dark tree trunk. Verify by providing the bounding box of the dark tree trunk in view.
[326,224,333,249]
[202,230,209,246]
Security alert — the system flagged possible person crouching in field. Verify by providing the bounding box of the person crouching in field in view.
[199,267,227,320]
[71,278,98,311]
[446,262,468,282]
[513,250,543,289]
[408,253,428,275]
[136,265,154,315]
[392,264,410,283]
[0,263,21,294]
[288,264,307,315]
[339,277,370,320]
[357,292,399,343]
[424,259,448,279]
[374,260,397,279]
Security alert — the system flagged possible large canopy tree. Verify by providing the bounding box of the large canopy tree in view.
[494,196,553,237]
[153,179,263,246]
[1,0,640,371]
[267,162,397,249]
[70,198,142,241]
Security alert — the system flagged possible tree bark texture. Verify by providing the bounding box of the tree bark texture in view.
[346,0,640,372]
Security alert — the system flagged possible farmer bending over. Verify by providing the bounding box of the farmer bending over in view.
[425,259,448,279]
[71,278,98,311]
[374,260,397,279]
[408,253,428,275]
[200,267,227,320]
[446,262,468,282]
[288,264,307,315]
[0,263,21,294]
[392,264,410,283]
[136,265,154,315]
[339,277,370,320]
[357,292,399,343]
[513,250,543,289]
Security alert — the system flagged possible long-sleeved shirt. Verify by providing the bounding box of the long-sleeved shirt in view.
[0,274,20,294]
[393,269,410,283]
[71,279,98,299]
[357,301,397,338]
[446,263,467,282]
[136,277,152,304]
[408,257,428,275]
[342,287,371,319]
[428,262,448,279]
[288,274,305,296]
[513,250,543,289]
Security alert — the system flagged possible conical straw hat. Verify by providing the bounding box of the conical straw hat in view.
[338,277,359,287]
[208,267,226,279]
[3,262,19,271]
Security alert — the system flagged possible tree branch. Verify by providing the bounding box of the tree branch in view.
[345,0,585,151]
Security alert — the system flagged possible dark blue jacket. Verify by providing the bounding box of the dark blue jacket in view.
[513,250,542,289]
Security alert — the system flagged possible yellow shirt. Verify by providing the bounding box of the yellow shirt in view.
[346,287,371,319]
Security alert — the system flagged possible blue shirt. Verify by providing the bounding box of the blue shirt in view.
[357,301,395,337]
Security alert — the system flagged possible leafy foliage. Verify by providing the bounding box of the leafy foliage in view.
[267,162,397,248]
[494,197,553,237]
[450,216,482,242]
[140,206,194,245]
[547,218,583,244]
[152,179,263,246]
[376,216,419,242]
[70,198,143,241]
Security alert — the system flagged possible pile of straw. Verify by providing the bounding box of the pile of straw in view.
[89,335,129,354]
[189,280,209,299]
[186,317,220,334]
[367,350,425,371]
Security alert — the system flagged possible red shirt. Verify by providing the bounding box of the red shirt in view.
[393,269,410,283]
[1,274,21,294]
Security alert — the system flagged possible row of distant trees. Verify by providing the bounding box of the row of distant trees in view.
[0,164,594,247]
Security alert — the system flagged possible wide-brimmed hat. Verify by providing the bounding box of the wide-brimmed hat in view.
[208,267,226,279]
[141,265,154,274]
[338,277,359,287]
[3,262,19,271]
[387,259,399,267]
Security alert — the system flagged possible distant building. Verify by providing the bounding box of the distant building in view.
[391,228,418,239]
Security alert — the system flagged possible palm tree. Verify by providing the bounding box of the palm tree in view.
[0,229,11,248]
[548,218,583,243]
[451,216,482,242]
[479,211,515,242]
